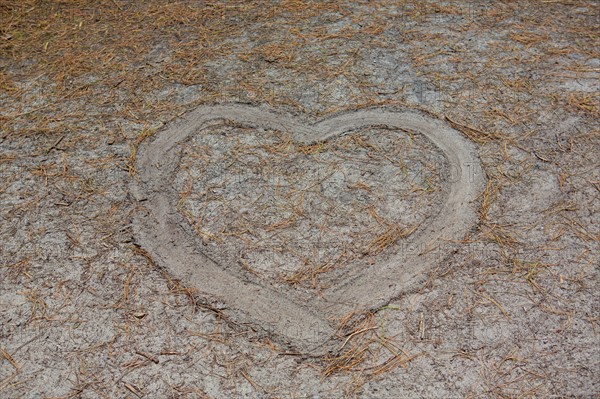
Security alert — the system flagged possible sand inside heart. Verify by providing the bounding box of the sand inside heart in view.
[173,122,449,290]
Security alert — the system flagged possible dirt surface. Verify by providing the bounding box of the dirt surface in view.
[1,1,599,398]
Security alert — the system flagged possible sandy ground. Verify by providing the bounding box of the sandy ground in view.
[1,1,599,398]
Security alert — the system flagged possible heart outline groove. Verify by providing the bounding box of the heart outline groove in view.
[132,104,485,354]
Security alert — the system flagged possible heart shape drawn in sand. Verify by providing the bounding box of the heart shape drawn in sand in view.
[132,104,484,354]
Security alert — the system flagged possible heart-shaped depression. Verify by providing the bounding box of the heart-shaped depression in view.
[174,122,448,291]
[132,105,484,353]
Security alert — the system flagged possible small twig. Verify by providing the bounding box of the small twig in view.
[339,326,378,351]
[123,382,142,398]
[46,135,65,153]
[135,350,159,364]
[111,0,123,11]
[474,290,511,319]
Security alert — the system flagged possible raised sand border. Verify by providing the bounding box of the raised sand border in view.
[131,104,485,353]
